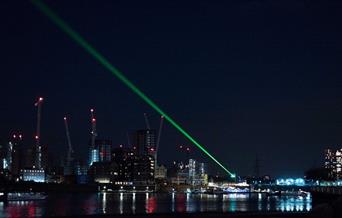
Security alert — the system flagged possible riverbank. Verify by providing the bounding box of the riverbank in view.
[52,211,311,218]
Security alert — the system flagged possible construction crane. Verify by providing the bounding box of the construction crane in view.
[155,115,164,165]
[89,108,98,166]
[143,113,151,130]
[64,116,74,175]
[90,108,97,150]
[126,132,131,147]
[34,97,44,169]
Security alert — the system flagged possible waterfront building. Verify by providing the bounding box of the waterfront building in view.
[112,145,134,182]
[20,168,45,183]
[132,155,155,185]
[155,164,167,179]
[188,159,196,182]
[88,161,119,184]
[324,148,342,180]
[188,159,208,186]
[75,161,88,184]
[46,166,64,183]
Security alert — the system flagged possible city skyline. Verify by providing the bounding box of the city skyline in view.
[1,1,342,177]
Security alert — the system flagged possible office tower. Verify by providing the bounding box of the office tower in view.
[96,139,112,162]
[135,129,156,156]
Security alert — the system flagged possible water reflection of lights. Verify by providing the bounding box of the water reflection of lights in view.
[132,193,136,214]
[229,199,237,212]
[171,192,175,212]
[278,195,312,212]
[146,196,157,213]
[0,192,313,216]
[258,193,262,200]
[145,193,149,213]
[257,193,263,211]
[102,192,107,214]
[176,194,186,213]
[186,193,196,212]
[230,193,248,199]
[119,193,123,214]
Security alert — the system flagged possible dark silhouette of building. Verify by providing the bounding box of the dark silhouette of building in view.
[112,145,134,182]
[88,161,119,183]
[132,155,155,185]
[96,139,112,162]
[3,134,24,177]
[135,130,156,156]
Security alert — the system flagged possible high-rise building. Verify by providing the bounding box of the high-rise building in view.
[324,148,342,180]
[4,134,24,176]
[88,162,119,184]
[89,148,99,166]
[188,159,196,183]
[112,145,134,182]
[135,130,156,156]
[96,139,112,162]
[89,139,112,166]
[132,155,155,185]
[24,148,35,168]
[187,159,208,186]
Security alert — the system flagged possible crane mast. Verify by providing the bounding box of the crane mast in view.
[155,115,164,165]
[64,116,74,174]
[90,108,97,150]
[144,113,151,130]
[34,97,44,169]
[89,108,98,166]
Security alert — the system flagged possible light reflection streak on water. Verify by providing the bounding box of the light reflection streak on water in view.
[258,193,262,211]
[145,193,149,213]
[102,192,106,214]
[119,193,123,214]
[278,195,312,212]
[266,197,270,211]
[0,192,312,216]
[132,193,136,214]
[171,192,175,212]
[186,193,191,212]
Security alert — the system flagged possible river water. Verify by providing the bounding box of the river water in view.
[0,192,312,217]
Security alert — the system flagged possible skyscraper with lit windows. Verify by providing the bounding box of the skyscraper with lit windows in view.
[324,148,342,180]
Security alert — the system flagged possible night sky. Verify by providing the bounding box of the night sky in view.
[1,0,342,177]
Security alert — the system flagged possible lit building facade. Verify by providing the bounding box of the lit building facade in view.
[155,165,167,179]
[188,159,208,186]
[132,155,155,185]
[3,134,24,176]
[20,169,45,183]
[112,146,134,182]
[88,162,119,184]
[324,148,342,180]
[89,139,112,166]
[96,140,112,162]
[89,148,99,166]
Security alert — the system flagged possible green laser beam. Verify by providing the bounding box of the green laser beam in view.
[31,0,236,177]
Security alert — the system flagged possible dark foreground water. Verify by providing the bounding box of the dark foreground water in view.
[0,192,312,217]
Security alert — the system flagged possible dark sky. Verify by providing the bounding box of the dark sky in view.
[1,0,342,177]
